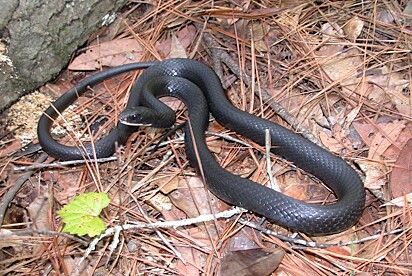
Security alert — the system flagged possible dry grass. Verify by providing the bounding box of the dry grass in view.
[1,1,412,275]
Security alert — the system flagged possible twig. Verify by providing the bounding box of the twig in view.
[73,207,246,272]
[238,218,411,249]
[200,29,322,146]
[0,229,89,246]
[0,152,48,226]
[12,156,118,171]
[130,192,187,265]
[265,128,280,191]
[205,131,251,147]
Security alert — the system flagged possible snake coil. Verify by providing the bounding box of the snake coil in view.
[38,58,365,234]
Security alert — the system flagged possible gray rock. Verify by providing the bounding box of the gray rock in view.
[0,0,127,111]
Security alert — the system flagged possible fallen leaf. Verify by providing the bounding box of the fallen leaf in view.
[251,21,270,52]
[206,139,223,154]
[320,22,344,41]
[316,46,362,90]
[26,192,53,254]
[0,229,21,249]
[369,120,405,159]
[219,248,285,276]
[158,175,179,194]
[68,38,143,70]
[169,177,220,219]
[169,33,188,58]
[229,228,262,252]
[353,121,412,159]
[53,171,83,203]
[378,66,411,116]
[160,96,185,112]
[283,174,308,201]
[390,139,412,197]
[319,131,345,153]
[0,139,22,158]
[156,25,197,58]
[57,192,110,237]
[147,193,172,212]
[352,122,375,145]
[161,198,211,276]
[383,193,412,207]
[343,16,364,41]
[63,255,93,276]
[27,192,53,231]
[277,4,305,28]
[326,246,351,256]
[357,159,387,191]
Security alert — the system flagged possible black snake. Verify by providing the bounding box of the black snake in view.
[38,58,365,234]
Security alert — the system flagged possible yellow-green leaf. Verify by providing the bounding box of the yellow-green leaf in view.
[57,192,110,237]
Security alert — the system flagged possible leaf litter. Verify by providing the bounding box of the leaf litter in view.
[1,1,412,275]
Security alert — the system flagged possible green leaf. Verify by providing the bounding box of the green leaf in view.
[57,192,110,237]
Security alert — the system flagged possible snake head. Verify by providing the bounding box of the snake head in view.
[119,107,157,127]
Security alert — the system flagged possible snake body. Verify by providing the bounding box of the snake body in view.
[38,58,365,234]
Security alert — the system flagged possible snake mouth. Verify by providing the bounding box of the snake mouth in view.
[119,120,152,127]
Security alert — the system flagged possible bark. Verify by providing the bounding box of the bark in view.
[0,0,127,111]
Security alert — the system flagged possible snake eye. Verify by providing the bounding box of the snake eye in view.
[119,108,152,126]
[129,113,141,123]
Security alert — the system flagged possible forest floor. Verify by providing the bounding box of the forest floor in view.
[1,1,412,275]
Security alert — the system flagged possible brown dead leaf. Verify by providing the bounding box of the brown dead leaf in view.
[353,122,375,146]
[343,16,364,41]
[0,229,25,255]
[27,192,53,231]
[156,25,197,59]
[229,228,262,252]
[68,38,143,70]
[390,139,412,198]
[219,248,285,276]
[146,193,173,212]
[384,193,412,207]
[168,177,221,238]
[382,66,411,116]
[319,131,345,153]
[326,246,351,256]
[320,22,344,41]
[0,139,22,158]
[207,139,223,154]
[276,4,305,28]
[168,177,220,219]
[169,34,188,59]
[283,174,308,201]
[369,120,405,159]
[160,96,185,112]
[161,196,212,276]
[317,45,409,118]
[158,175,180,194]
[63,255,93,276]
[354,120,411,159]
[27,192,53,255]
[53,172,82,203]
[316,46,362,90]
[251,22,270,52]
[357,159,387,191]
